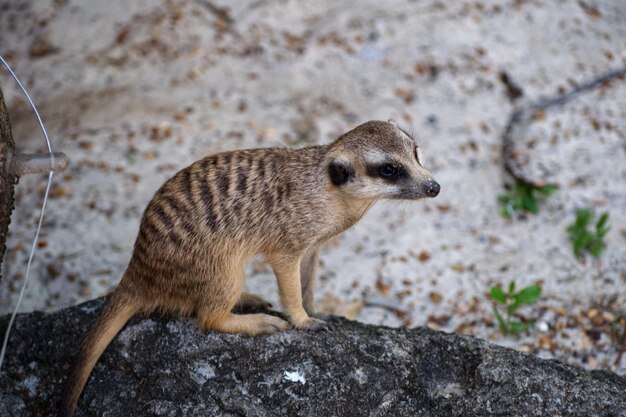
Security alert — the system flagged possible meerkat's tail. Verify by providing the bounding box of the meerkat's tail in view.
[59,289,140,417]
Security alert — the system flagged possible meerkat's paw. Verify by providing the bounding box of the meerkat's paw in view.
[293,317,333,332]
[304,310,342,323]
[257,314,291,334]
[201,312,289,336]
[242,313,289,335]
[308,311,331,321]
[235,292,273,311]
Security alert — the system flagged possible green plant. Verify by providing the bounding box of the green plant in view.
[566,208,610,259]
[489,281,542,335]
[610,314,626,366]
[497,180,558,217]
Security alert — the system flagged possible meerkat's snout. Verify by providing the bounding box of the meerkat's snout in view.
[395,173,440,200]
[423,179,441,198]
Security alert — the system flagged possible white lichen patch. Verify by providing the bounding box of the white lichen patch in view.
[19,375,38,397]
[353,367,368,384]
[166,321,180,333]
[189,360,216,384]
[284,370,306,385]
[433,382,464,399]
[79,303,102,314]
[117,319,157,347]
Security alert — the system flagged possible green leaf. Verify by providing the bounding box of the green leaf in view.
[596,213,609,230]
[497,180,556,218]
[573,238,585,258]
[490,286,507,304]
[596,213,610,238]
[497,194,511,204]
[507,301,520,317]
[567,208,611,259]
[537,185,558,196]
[493,306,508,334]
[508,281,516,294]
[575,209,592,228]
[522,195,539,214]
[513,195,525,211]
[590,240,604,258]
[515,284,542,305]
[596,226,610,239]
[509,320,536,334]
[500,205,513,218]
[567,224,583,239]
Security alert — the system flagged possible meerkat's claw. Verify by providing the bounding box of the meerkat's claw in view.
[308,311,332,321]
[258,315,290,334]
[294,317,332,332]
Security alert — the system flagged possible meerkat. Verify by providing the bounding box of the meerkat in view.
[60,119,440,416]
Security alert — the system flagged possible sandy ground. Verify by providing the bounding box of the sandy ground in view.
[1,0,625,373]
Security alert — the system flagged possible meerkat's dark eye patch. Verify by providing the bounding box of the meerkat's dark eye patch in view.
[367,163,407,182]
[414,144,420,164]
[328,160,355,186]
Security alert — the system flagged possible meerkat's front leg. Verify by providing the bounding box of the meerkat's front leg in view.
[269,253,329,331]
[300,246,321,316]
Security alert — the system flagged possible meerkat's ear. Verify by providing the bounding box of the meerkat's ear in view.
[387,119,397,126]
[328,160,355,186]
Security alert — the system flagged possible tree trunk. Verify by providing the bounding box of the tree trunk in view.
[0,85,17,284]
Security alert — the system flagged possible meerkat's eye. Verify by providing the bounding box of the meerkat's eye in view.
[380,164,395,177]
[367,162,406,181]
[377,163,406,181]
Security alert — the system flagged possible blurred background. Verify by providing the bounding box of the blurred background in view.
[1,0,624,373]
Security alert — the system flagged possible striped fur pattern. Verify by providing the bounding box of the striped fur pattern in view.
[60,120,439,416]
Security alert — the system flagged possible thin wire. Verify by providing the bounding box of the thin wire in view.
[0,55,55,370]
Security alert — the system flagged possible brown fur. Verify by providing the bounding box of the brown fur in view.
[60,120,439,416]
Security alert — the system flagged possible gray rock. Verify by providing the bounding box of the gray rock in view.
[1,298,625,417]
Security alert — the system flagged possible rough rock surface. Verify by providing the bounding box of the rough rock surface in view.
[1,298,625,417]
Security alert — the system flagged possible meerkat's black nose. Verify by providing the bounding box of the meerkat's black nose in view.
[425,180,440,197]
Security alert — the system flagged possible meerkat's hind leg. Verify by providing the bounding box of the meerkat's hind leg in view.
[234,292,273,312]
[199,311,289,336]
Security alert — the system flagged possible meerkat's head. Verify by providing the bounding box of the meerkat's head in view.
[326,120,440,201]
